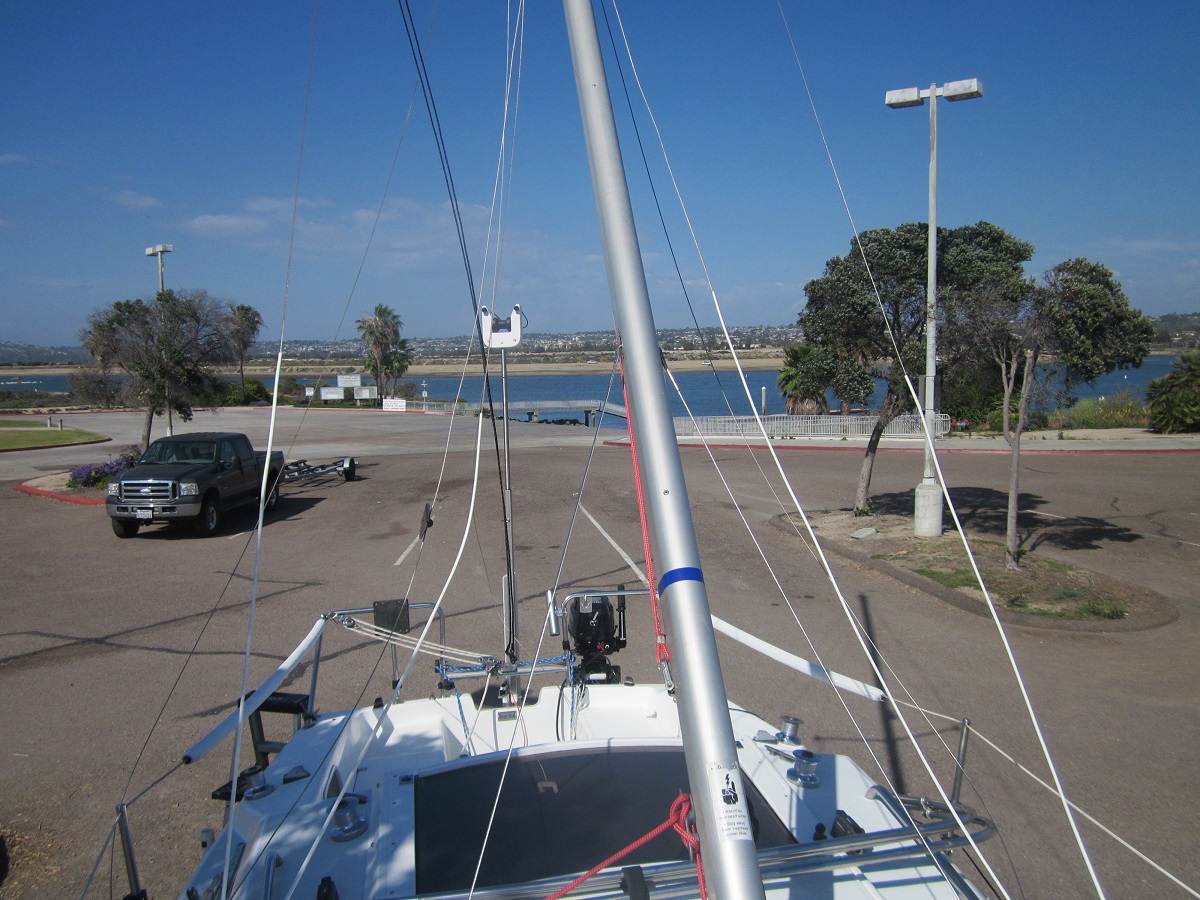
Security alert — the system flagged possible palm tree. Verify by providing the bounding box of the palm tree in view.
[227,303,264,402]
[383,337,414,397]
[357,304,404,404]
[777,344,830,415]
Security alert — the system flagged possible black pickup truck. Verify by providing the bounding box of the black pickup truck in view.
[106,432,286,538]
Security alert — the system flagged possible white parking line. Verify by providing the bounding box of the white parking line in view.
[394,534,421,567]
[579,504,648,586]
[1030,510,1068,519]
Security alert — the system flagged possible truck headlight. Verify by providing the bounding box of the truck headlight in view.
[107,482,120,496]
[179,482,199,496]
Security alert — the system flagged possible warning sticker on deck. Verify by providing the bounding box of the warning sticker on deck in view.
[706,763,753,842]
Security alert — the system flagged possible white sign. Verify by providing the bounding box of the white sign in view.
[305,386,315,397]
[382,398,408,411]
[320,387,345,401]
[353,386,378,400]
[337,374,362,388]
[706,763,753,842]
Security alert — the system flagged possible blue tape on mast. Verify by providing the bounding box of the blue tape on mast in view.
[657,567,704,595]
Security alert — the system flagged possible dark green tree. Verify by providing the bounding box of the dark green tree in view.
[777,344,874,416]
[956,258,1154,567]
[1146,349,1200,433]
[78,289,234,448]
[777,344,830,414]
[801,222,1033,513]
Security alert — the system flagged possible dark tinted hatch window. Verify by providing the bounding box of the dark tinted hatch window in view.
[414,746,793,892]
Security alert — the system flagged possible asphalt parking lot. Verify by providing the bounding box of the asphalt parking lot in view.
[1,407,1198,898]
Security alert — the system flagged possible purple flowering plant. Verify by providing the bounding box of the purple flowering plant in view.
[67,445,142,489]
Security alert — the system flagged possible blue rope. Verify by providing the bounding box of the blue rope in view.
[436,664,473,753]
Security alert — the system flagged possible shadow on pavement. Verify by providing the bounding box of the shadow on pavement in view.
[867,486,1143,555]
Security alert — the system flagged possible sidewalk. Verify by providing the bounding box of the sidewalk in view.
[668,427,1200,453]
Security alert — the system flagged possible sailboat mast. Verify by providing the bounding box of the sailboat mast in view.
[562,3,767,898]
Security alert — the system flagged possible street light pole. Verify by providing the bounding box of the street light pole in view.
[145,244,173,293]
[885,79,982,537]
[145,244,175,435]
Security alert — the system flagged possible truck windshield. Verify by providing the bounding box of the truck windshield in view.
[139,441,217,465]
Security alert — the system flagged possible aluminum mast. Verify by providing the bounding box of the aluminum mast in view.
[562,3,767,898]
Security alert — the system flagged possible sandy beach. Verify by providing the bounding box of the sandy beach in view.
[1,353,786,380]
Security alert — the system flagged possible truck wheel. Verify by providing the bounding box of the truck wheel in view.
[343,458,356,481]
[265,475,280,511]
[112,518,140,539]
[195,497,221,536]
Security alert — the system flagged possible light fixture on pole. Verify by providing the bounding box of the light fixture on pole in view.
[145,244,173,293]
[885,78,983,537]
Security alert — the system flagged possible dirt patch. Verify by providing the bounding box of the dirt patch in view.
[0,819,70,899]
[779,511,1176,631]
[15,473,107,506]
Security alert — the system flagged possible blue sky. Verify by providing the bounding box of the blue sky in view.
[2,2,1197,347]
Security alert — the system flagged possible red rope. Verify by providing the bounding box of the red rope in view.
[621,377,669,665]
[542,794,705,900]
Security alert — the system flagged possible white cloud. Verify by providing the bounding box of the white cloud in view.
[243,195,330,216]
[0,153,25,165]
[1103,237,1200,258]
[187,214,269,236]
[109,189,160,209]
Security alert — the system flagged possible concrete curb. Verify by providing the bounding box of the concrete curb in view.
[14,479,106,506]
[0,436,111,453]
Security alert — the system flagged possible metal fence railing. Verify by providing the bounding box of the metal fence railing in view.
[673,412,951,441]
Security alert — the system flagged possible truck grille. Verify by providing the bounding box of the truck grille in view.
[120,479,175,501]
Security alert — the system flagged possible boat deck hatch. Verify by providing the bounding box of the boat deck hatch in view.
[414,746,793,892]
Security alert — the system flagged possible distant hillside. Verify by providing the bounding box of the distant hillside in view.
[0,342,90,365]
[1152,312,1200,347]
[16,315,1191,365]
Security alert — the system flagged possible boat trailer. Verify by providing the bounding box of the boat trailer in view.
[281,456,357,484]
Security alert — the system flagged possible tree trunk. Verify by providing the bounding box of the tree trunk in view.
[855,391,903,513]
[1005,423,1022,569]
[854,418,887,513]
[140,404,155,452]
[1004,348,1036,569]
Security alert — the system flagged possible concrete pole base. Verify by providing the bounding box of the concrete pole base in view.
[914,481,944,537]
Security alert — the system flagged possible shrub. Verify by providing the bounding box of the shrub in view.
[984,398,1049,433]
[1147,350,1200,433]
[67,445,141,489]
[213,379,272,406]
[277,375,303,397]
[1057,389,1149,429]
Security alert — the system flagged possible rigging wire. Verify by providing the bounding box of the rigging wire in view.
[220,0,326,891]
[201,5,483,895]
[602,0,1005,891]
[276,3,541,895]
[397,0,522,666]
[770,4,1106,896]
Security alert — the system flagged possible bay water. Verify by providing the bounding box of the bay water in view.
[5,355,1180,426]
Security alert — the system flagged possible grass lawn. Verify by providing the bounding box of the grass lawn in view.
[0,426,106,450]
[876,539,1133,620]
